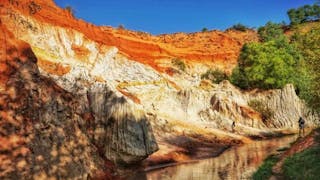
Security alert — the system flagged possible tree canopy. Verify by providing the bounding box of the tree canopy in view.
[230,38,305,90]
[257,22,285,42]
[287,4,320,25]
[292,27,320,112]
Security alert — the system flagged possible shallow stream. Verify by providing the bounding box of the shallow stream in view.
[128,135,297,180]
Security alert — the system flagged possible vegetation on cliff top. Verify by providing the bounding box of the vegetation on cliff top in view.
[65,6,75,17]
[201,69,228,84]
[287,3,320,25]
[202,27,208,32]
[257,22,285,42]
[231,2,320,112]
[227,23,251,32]
[230,37,305,90]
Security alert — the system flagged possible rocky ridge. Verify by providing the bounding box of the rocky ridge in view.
[1,0,258,74]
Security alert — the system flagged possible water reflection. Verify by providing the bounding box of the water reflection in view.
[130,135,297,180]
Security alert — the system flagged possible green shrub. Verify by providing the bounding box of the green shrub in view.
[248,100,274,121]
[252,155,279,180]
[118,24,125,30]
[65,6,74,16]
[172,58,186,71]
[228,23,250,32]
[201,69,228,84]
[202,27,208,32]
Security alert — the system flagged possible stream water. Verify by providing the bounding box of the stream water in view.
[128,135,297,180]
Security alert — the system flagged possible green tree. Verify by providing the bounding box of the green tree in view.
[258,22,285,42]
[287,4,320,25]
[314,4,320,19]
[292,27,320,112]
[231,38,306,90]
[287,9,298,25]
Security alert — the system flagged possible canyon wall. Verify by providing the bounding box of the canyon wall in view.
[0,0,319,178]
[0,21,157,179]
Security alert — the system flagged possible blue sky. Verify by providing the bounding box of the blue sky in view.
[54,0,317,35]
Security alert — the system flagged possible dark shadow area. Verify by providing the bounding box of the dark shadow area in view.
[0,23,108,179]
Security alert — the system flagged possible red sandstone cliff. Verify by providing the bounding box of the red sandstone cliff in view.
[1,0,258,73]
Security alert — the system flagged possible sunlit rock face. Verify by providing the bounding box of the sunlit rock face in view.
[0,20,158,179]
[199,81,319,131]
[85,85,158,165]
[247,84,319,128]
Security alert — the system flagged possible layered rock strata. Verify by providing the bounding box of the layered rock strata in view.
[0,20,158,179]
